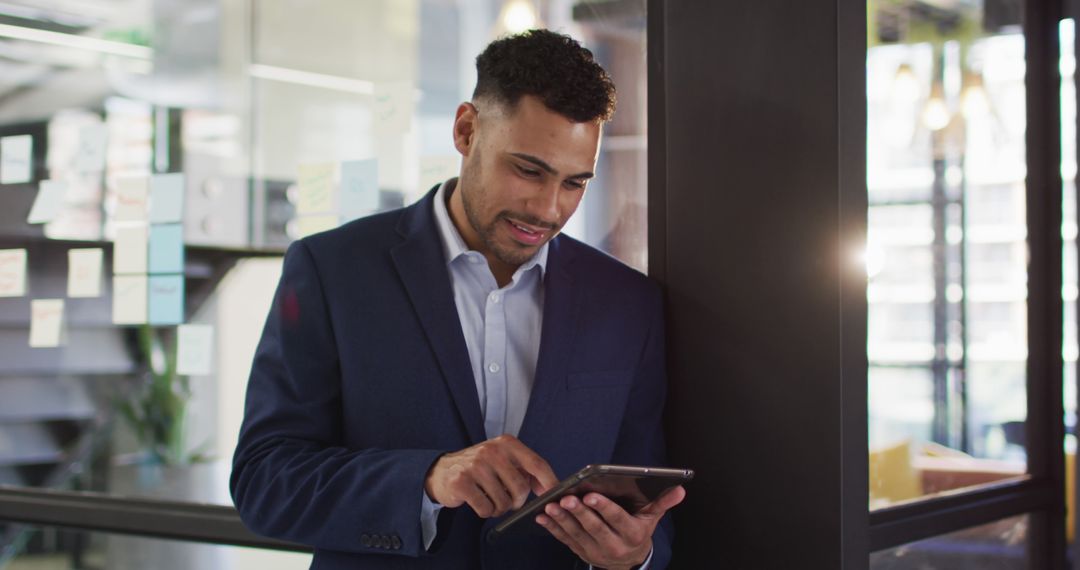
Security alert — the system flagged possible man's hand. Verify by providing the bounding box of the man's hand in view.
[424,434,559,518]
[536,486,686,570]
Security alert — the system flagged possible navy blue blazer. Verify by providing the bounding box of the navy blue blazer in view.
[231,187,673,569]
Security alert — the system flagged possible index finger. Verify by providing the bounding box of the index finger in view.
[501,438,559,493]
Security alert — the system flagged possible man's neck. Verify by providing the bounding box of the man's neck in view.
[445,182,518,287]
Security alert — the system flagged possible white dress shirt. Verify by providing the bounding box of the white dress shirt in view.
[420,179,652,569]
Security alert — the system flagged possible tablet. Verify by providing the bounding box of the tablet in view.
[487,464,693,542]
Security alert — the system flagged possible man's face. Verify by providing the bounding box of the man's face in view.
[451,94,601,268]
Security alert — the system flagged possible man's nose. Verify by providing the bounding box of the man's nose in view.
[525,182,560,226]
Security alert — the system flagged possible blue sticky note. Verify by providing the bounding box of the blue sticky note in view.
[148,224,184,274]
[339,159,379,223]
[150,173,185,223]
[148,274,184,325]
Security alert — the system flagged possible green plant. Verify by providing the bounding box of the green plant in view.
[116,325,211,466]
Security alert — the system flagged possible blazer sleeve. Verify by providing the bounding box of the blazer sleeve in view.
[230,240,443,556]
[607,286,676,569]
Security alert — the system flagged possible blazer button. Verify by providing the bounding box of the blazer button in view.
[391,535,402,550]
[360,533,372,548]
[381,535,391,549]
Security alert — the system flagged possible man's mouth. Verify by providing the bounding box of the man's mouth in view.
[504,217,550,245]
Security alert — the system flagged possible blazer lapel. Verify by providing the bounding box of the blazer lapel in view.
[390,190,486,445]
[517,236,581,447]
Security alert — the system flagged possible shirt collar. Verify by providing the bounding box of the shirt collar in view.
[432,178,548,279]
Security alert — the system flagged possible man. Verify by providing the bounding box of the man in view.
[231,29,683,569]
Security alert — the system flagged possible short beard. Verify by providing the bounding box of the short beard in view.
[460,184,555,268]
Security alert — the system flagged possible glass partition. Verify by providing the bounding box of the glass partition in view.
[867,0,1031,508]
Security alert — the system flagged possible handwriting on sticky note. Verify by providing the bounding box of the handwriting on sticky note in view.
[339,159,379,222]
[149,274,184,325]
[114,176,149,222]
[374,83,413,134]
[29,299,64,348]
[68,248,103,298]
[177,324,214,376]
[1,134,33,184]
[0,249,27,297]
[150,173,185,223]
[28,180,68,224]
[112,275,148,325]
[297,163,336,215]
[113,224,148,274]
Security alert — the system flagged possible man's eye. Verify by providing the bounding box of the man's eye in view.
[565,180,586,190]
[517,166,541,177]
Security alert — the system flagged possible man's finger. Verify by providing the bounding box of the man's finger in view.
[545,501,599,550]
[471,466,515,516]
[536,514,587,560]
[582,492,635,536]
[505,443,559,493]
[561,495,620,545]
[463,484,497,518]
[637,485,687,518]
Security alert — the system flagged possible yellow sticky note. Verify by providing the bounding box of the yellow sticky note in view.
[68,248,104,298]
[374,82,414,135]
[419,156,460,194]
[114,176,149,221]
[112,274,148,325]
[0,249,27,297]
[113,224,148,274]
[295,214,338,238]
[29,299,65,348]
[297,163,336,215]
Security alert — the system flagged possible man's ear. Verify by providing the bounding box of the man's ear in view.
[453,102,478,156]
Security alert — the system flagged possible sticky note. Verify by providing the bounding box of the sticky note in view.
[75,124,107,173]
[296,215,338,238]
[113,224,148,274]
[297,163,336,215]
[27,180,68,224]
[112,274,148,325]
[114,176,149,221]
[177,324,214,375]
[339,159,379,223]
[1,134,33,184]
[0,249,27,297]
[29,299,64,348]
[68,248,103,298]
[419,156,460,194]
[374,83,413,135]
[148,274,184,325]
[148,224,184,274]
[150,173,185,223]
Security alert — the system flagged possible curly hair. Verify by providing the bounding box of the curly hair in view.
[473,29,616,123]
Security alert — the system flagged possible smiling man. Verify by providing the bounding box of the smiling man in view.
[231,29,683,570]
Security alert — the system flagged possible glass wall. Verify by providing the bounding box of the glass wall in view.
[867,0,1032,509]
[0,0,648,561]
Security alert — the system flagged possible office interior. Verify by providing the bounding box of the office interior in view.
[0,0,1074,567]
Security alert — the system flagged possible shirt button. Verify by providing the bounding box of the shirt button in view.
[488,362,501,374]
[489,292,501,304]
[469,255,483,264]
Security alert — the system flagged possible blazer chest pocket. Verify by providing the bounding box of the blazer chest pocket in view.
[567,370,633,390]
